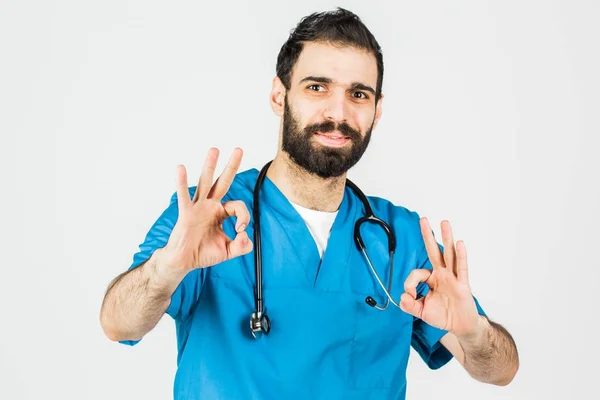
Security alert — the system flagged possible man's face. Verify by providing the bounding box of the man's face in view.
[280,41,381,179]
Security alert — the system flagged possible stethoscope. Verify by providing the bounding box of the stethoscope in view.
[249,160,399,339]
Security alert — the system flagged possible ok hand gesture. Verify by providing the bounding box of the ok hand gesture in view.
[400,218,480,337]
[160,148,253,274]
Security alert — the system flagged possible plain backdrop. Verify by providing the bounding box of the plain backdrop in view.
[1,0,598,399]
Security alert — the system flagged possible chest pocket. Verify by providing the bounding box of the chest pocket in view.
[345,228,415,389]
[348,297,413,389]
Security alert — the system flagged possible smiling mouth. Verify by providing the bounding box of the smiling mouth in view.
[313,132,351,147]
[314,131,349,139]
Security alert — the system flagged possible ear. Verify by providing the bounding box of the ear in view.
[270,76,286,117]
[371,92,384,130]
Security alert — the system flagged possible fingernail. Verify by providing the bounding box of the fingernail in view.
[237,223,247,232]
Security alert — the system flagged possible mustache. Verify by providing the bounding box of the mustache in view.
[304,120,361,141]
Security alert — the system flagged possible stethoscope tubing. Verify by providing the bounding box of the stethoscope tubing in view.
[250,160,398,338]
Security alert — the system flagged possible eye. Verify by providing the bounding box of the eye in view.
[308,84,325,92]
[353,91,368,100]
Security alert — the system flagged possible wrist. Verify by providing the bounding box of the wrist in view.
[147,248,188,293]
[457,315,490,347]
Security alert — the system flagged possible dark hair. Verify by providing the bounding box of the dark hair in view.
[276,8,384,101]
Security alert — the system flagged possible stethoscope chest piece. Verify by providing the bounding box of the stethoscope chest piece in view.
[250,311,271,339]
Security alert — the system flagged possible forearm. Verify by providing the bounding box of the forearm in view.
[458,315,519,386]
[99,248,186,342]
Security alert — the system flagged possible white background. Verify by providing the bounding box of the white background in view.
[1,1,598,399]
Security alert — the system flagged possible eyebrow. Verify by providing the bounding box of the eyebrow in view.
[298,76,376,96]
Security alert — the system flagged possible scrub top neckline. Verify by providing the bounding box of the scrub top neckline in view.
[250,168,360,290]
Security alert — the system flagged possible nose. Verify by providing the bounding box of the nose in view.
[323,91,349,123]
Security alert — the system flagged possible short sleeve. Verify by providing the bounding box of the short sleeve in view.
[119,188,205,346]
[410,233,487,369]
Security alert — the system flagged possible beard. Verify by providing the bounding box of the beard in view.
[281,96,374,179]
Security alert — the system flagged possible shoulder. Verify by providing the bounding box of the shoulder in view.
[365,194,422,229]
[362,193,427,250]
[364,194,429,264]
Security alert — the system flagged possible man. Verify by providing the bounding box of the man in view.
[100,8,519,399]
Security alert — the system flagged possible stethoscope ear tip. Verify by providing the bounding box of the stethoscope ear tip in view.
[365,296,377,307]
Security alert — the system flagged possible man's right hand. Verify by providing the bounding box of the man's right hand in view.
[158,147,253,275]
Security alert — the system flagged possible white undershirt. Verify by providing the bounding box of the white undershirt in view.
[290,202,338,258]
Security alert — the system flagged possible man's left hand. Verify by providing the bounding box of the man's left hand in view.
[400,218,480,338]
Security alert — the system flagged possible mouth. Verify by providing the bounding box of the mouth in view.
[313,131,351,147]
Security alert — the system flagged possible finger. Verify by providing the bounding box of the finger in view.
[193,148,220,202]
[227,231,253,259]
[441,220,457,277]
[222,200,251,232]
[420,217,445,269]
[403,268,433,299]
[175,165,191,210]
[208,148,243,200]
[400,293,424,319]
[456,240,470,285]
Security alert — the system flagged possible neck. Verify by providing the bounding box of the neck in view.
[265,153,346,212]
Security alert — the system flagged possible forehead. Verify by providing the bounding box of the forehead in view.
[290,41,378,88]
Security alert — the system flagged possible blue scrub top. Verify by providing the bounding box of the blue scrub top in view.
[121,168,486,399]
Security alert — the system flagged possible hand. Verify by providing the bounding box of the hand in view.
[399,218,480,337]
[159,147,253,273]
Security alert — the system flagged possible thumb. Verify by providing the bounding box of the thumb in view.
[399,292,424,319]
[227,231,253,259]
